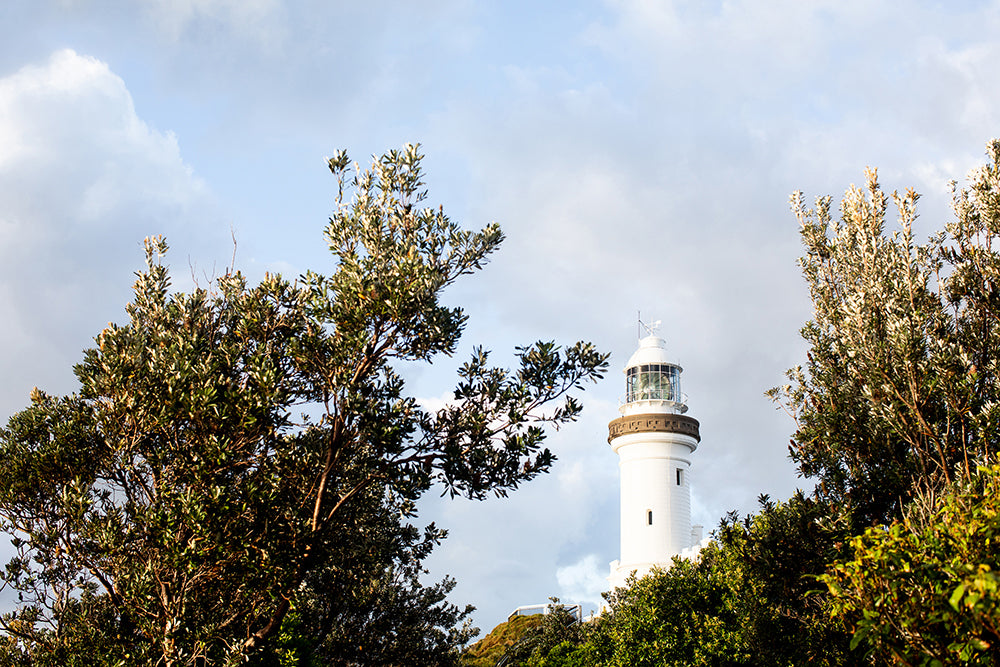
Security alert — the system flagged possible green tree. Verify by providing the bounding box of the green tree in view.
[267,498,477,666]
[778,139,1000,660]
[0,144,608,665]
[580,496,858,667]
[822,461,1000,665]
[586,557,736,667]
[773,141,1000,528]
[497,599,584,667]
[717,495,862,666]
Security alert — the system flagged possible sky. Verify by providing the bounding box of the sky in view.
[2,0,1000,638]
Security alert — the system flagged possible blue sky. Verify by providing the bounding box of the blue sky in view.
[2,0,1000,636]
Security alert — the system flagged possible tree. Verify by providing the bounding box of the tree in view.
[587,557,737,667]
[496,599,584,667]
[822,461,1000,666]
[0,144,608,665]
[775,139,1000,660]
[267,496,477,666]
[772,140,1000,529]
[713,494,861,666]
[576,496,859,667]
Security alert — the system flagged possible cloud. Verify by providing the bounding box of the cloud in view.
[556,554,608,610]
[0,49,225,416]
[414,391,458,414]
[143,0,286,45]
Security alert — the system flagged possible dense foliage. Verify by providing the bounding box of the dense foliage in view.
[823,462,1000,665]
[0,144,608,666]
[496,497,858,667]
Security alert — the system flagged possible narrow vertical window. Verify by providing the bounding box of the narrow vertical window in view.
[676,469,683,485]
[647,510,653,525]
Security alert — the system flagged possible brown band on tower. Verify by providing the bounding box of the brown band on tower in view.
[608,413,701,443]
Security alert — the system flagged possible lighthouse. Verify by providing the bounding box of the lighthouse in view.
[608,332,702,590]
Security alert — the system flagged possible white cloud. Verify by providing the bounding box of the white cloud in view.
[0,50,206,241]
[414,391,459,414]
[0,49,225,416]
[556,554,607,609]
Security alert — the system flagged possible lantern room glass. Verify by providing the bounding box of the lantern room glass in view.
[626,364,681,403]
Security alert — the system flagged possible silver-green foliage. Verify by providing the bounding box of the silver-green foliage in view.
[772,140,1000,527]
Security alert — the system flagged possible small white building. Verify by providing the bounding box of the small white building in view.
[607,334,703,590]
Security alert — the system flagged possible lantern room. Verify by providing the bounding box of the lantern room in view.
[621,335,687,414]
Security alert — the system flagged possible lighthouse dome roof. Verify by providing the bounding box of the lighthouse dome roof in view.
[625,335,682,371]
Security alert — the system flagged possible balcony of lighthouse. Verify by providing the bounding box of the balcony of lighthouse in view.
[620,362,689,417]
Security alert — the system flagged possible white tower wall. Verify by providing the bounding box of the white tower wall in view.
[615,434,696,566]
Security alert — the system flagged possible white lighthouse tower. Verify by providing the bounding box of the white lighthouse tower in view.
[608,331,702,590]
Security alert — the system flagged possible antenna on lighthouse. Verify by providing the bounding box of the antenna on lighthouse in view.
[638,313,662,338]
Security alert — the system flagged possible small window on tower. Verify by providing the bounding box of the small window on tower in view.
[647,510,653,525]
[676,469,683,486]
